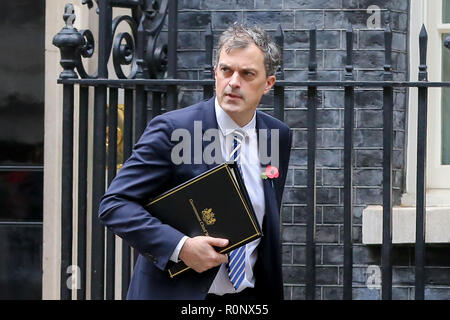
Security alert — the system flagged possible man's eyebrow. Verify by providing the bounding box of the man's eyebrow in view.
[218,63,257,73]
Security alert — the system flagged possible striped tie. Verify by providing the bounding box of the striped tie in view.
[229,129,245,179]
[228,129,246,290]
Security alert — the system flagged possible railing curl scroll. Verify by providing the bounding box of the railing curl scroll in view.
[53,0,169,80]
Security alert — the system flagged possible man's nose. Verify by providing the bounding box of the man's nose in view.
[228,71,241,89]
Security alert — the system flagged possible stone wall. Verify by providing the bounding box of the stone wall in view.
[162,0,450,300]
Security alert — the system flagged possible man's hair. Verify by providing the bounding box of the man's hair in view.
[215,23,281,77]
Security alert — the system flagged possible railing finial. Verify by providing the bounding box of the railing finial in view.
[275,24,284,80]
[63,3,76,28]
[308,27,317,80]
[52,4,85,79]
[345,25,354,80]
[204,22,213,80]
[384,25,393,81]
[419,24,428,81]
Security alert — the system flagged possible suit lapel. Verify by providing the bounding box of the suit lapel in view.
[256,110,271,168]
[254,111,282,290]
[256,111,279,227]
[201,97,223,170]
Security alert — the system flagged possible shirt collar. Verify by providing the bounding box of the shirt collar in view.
[214,97,256,137]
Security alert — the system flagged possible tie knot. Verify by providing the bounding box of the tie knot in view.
[232,129,246,143]
[229,129,246,163]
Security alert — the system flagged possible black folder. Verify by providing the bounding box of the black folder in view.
[144,162,262,278]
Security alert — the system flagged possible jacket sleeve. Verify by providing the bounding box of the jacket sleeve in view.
[98,115,185,272]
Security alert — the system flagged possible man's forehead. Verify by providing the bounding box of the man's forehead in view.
[217,44,264,66]
[218,61,257,68]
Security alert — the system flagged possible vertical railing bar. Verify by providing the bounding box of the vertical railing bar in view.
[167,0,178,110]
[135,5,146,79]
[274,24,285,121]
[306,26,317,301]
[134,86,147,143]
[91,84,107,300]
[121,88,134,299]
[106,87,118,300]
[107,87,118,185]
[382,26,393,300]
[123,89,134,160]
[203,22,214,100]
[61,83,74,300]
[98,0,111,79]
[415,24,428,300]
[133,87,147,267]
[91,0,111,300]
[343,25,354,300]
[152,91,162,118]
[415,86,427,299]
[77,85,89,300]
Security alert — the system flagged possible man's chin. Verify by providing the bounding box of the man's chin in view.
[220,103,243,115]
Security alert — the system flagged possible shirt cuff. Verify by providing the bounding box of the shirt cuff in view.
[170,235,189,263]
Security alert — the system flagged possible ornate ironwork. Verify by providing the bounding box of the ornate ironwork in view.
[52,4,86,79]
[53,0,169,79]
[141,0,169,78]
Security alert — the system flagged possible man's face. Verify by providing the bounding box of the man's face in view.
[214,43,276,127]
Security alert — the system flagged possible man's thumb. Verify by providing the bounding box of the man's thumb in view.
[206,237,229,247]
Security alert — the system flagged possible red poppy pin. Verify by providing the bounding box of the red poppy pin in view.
[261,165,279,187]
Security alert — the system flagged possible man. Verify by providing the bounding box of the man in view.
[98,23,292,300]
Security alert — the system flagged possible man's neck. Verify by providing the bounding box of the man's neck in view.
[215,98,256,131]
[228,112,253,127]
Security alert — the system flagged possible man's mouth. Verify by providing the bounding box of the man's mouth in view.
[225,93,243,99]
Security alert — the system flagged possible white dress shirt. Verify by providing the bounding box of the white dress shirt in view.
[170,98,265,295]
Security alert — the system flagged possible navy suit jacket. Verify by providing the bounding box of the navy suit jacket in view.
[98,97,292,300]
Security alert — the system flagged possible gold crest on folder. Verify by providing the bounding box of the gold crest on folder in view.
[201,208,216,225]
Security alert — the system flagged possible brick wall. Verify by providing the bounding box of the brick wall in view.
[166,0,450,300]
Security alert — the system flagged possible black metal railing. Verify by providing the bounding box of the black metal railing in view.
[53,0,448,300]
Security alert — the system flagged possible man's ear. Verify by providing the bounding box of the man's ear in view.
[264,75,276,94]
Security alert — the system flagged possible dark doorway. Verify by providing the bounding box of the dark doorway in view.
[0,0,45,299]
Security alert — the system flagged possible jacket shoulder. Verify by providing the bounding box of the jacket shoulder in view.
[152,98,213,125]
[256,110,290,133]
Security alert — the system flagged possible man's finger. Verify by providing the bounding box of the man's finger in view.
[205,237,229,247]
[217,253,229,264]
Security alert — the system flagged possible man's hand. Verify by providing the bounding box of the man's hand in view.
[178,236,229,273]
